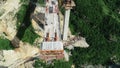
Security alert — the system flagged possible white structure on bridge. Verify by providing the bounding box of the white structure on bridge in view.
[63,9,71,40]
[63,0,75,40]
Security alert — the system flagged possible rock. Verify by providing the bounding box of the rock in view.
[64,50,69,61]
[65,45,74,50]
[73,37,89,48]
[11,36,20,48]
[0,0,21,41]
[109,34,117,42]
[71,64,75,68]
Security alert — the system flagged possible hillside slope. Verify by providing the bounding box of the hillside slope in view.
[70,0,120,67]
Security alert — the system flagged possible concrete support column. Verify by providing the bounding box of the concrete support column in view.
[63,9,71,40]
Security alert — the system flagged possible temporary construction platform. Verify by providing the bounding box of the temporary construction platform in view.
[40,41,64,61]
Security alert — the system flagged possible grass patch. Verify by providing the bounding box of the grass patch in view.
[34,58,72,68]
[38,0,44,4]
[0,38,14,50]
[99,0,110,15]
[21,25,39,45]
[16,4,28,29]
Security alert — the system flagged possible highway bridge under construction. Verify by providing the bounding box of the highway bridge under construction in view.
[32,0,75,61]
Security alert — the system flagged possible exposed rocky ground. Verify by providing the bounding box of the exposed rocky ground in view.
[0,0,40,67]
[0,0,20,40]
[0,42,39,67]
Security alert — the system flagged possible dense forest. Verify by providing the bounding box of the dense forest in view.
[69,0,120,67]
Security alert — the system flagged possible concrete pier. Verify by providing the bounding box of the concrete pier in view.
[63,9,71,40]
